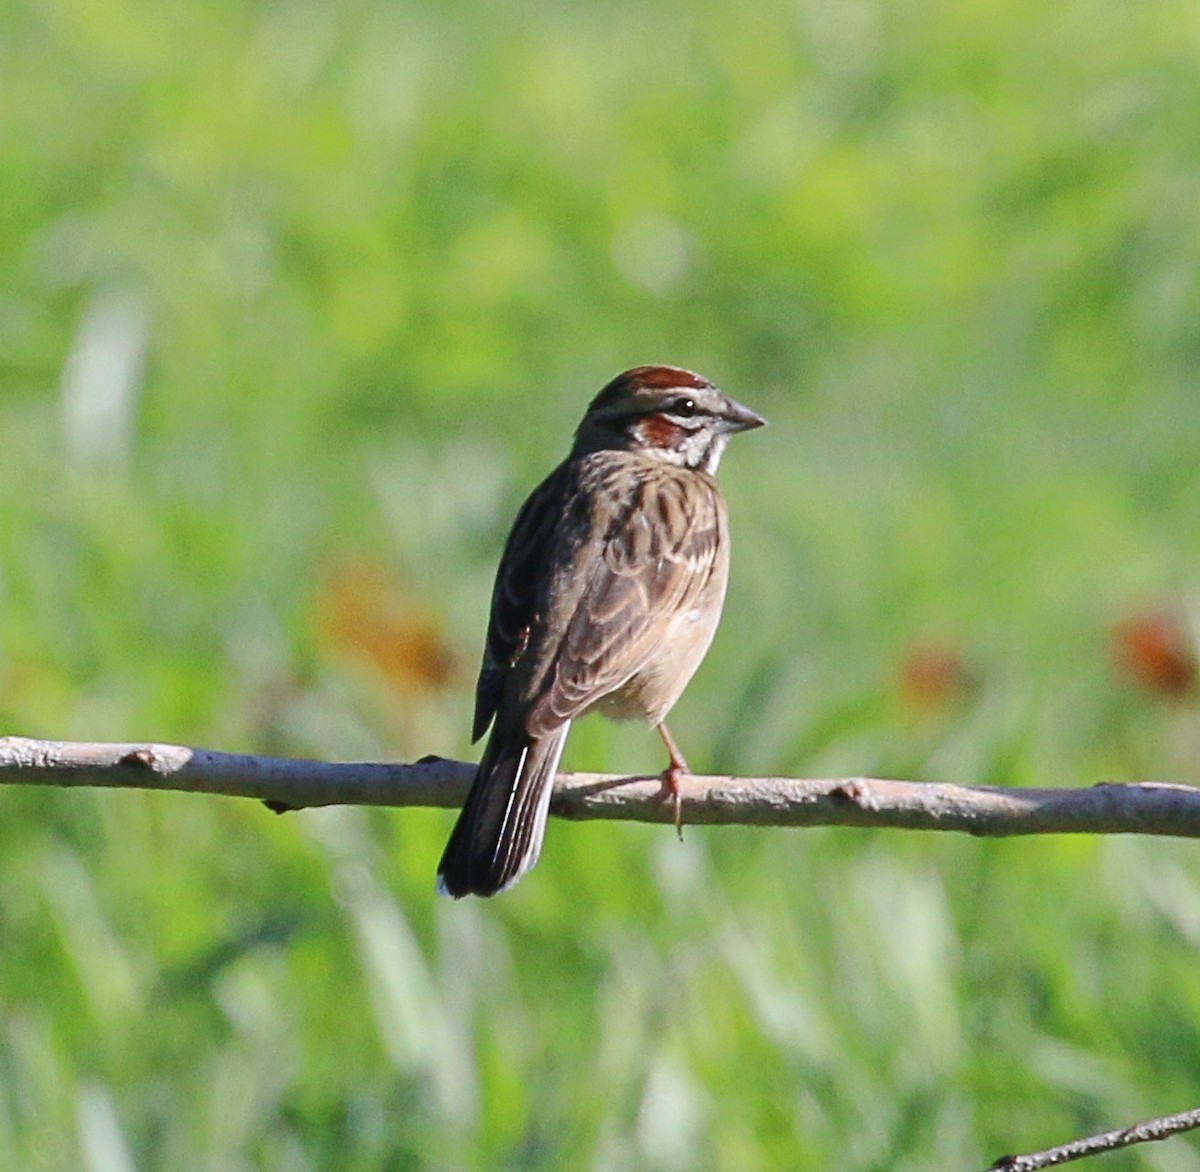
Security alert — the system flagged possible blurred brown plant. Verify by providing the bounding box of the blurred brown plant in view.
[897,642,977,714]
[1112,609,1197,698]
[318,558,457,697]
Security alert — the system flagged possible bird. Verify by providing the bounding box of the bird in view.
[436,365,765,898]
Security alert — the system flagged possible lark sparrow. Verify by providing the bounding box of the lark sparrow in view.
[437,366,765,897]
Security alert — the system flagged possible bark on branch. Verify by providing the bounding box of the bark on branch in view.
[2,735,1199,838]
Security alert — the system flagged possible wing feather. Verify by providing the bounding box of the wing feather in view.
[472,463,570,741]
[474,451,725,744]
[527,459,725,735]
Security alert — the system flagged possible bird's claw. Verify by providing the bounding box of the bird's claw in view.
[658,763,686,842]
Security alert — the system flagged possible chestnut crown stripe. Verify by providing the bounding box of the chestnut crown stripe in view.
[588,365,714,413]
[619,365,711,390]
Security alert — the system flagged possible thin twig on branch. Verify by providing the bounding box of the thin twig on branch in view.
[987,1104,1200,1170]
[2,735,1199,837]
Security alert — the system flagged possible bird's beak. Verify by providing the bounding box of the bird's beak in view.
[719,397,767,433]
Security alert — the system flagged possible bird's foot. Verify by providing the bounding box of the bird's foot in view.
[657,761,687,842]
[654,721,691,841]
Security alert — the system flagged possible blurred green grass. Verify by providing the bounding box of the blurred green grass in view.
[3,0,1200,1167]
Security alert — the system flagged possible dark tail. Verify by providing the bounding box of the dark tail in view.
[436,721,570,898]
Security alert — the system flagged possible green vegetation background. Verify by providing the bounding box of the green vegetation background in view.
[3,0,1200,1168]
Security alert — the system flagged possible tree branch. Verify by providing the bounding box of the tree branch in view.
[2,735,1199,838]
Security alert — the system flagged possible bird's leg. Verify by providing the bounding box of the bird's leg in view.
[654,722,689,841]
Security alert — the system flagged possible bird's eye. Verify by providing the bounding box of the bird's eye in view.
[671,397,699,417]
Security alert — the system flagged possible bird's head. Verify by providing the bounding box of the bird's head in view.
[574,365,765,473]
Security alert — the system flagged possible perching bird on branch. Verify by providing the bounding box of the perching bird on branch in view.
[437,366,765,898]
